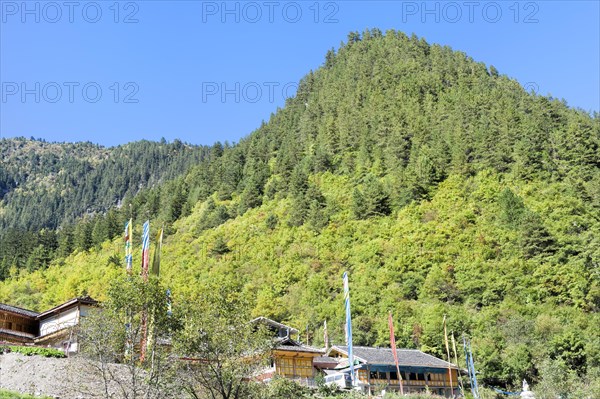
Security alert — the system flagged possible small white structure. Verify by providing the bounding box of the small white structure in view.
[521,379,535,399]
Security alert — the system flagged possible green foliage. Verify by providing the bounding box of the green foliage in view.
[0,390,53,399]
[173,281,273,399]
[535,360,600,399]
[0,138,207,230]
[261,377,312,398]
[265,214,279,230]
[519,212,556,259]
[78,275,181,399]
[4,345,66,358]
[197,198,231,232]
[549,331,587,374]
[498,188,526,228]
[210,236,230,256]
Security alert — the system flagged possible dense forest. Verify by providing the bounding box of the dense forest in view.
[0,30,598,396]
[0,138,210,276]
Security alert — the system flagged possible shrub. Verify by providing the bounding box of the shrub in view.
[4,345,66,358]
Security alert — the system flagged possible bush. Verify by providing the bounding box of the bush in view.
[4,345,66,358]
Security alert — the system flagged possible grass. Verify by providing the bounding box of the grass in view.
[0,389,52,399]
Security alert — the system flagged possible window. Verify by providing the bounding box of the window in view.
[295,357,313,377]
[417,373,425,381]
[409,372,417,381]
[275,357,295,376]
[370,371,378,380]
[390,371,398,380]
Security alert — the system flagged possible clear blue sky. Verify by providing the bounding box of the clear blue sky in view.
[1,1,598,147]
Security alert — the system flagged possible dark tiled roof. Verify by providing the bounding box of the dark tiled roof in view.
[251,317,299,335]
[275,337,325,354]
[330,346,458,370]
[314,356,340,367]
[315,356,339,363]
[0,303,39,318]
[0,327,35,339]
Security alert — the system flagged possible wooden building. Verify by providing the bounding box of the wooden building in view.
[327,345,460,397]
[252,317,324,386]
[0,303,39,344]
[0,296,97,353]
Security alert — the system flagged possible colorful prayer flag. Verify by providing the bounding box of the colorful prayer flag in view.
[166,289,172,316]
[124,219,133,272]
[141,220,150,279]
[343,271,355,386]
[388,312,404,394]
[151,227,163,276]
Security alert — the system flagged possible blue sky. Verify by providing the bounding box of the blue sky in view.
[1,1,598,147]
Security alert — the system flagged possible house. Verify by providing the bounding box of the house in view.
[0,303,39,344]
[0,296,97,353]
[252,317,325,386]
[327,345,460,397]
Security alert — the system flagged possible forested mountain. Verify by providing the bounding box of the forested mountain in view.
[0,138,209,276]
[0,30,598,395]
[0,138,208,230]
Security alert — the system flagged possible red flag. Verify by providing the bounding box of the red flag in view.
[388,312,404,394]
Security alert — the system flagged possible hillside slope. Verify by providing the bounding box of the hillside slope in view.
[0,138,210,277]
[0,30,598,393]
[0,138,208,230]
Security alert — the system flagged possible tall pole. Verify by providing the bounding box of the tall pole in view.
[324,320,329,351]
[443,315,454,396]
[343,272,355,386]
[463,336,480,399]
[139,221,150,362]
[451,332,464,396]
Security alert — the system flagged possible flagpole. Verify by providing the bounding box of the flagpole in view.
[443,315,454,396]
[342,272,355,387]
[124,218,133,274]
[140,220,150,362]
[451,332,464,396]
[324,320,329,352]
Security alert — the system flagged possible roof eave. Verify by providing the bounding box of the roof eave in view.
[36,297,97,320]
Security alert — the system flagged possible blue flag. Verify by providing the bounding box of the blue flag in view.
[141,220,150,278]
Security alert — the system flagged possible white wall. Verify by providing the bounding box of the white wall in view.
[39,307,79,337]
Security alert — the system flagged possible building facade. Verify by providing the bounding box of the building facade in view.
[253,317,324,386]
[0,296,97,353]
[328,345,460,397]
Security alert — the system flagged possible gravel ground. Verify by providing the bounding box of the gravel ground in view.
[0,352,145,399]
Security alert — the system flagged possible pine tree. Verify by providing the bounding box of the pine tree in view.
[211,236,230,257]
[362,174,391,217]
[498,188,526,228]
[74,219,93,252]
[351,188,367,220]
[520,212,556,258]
